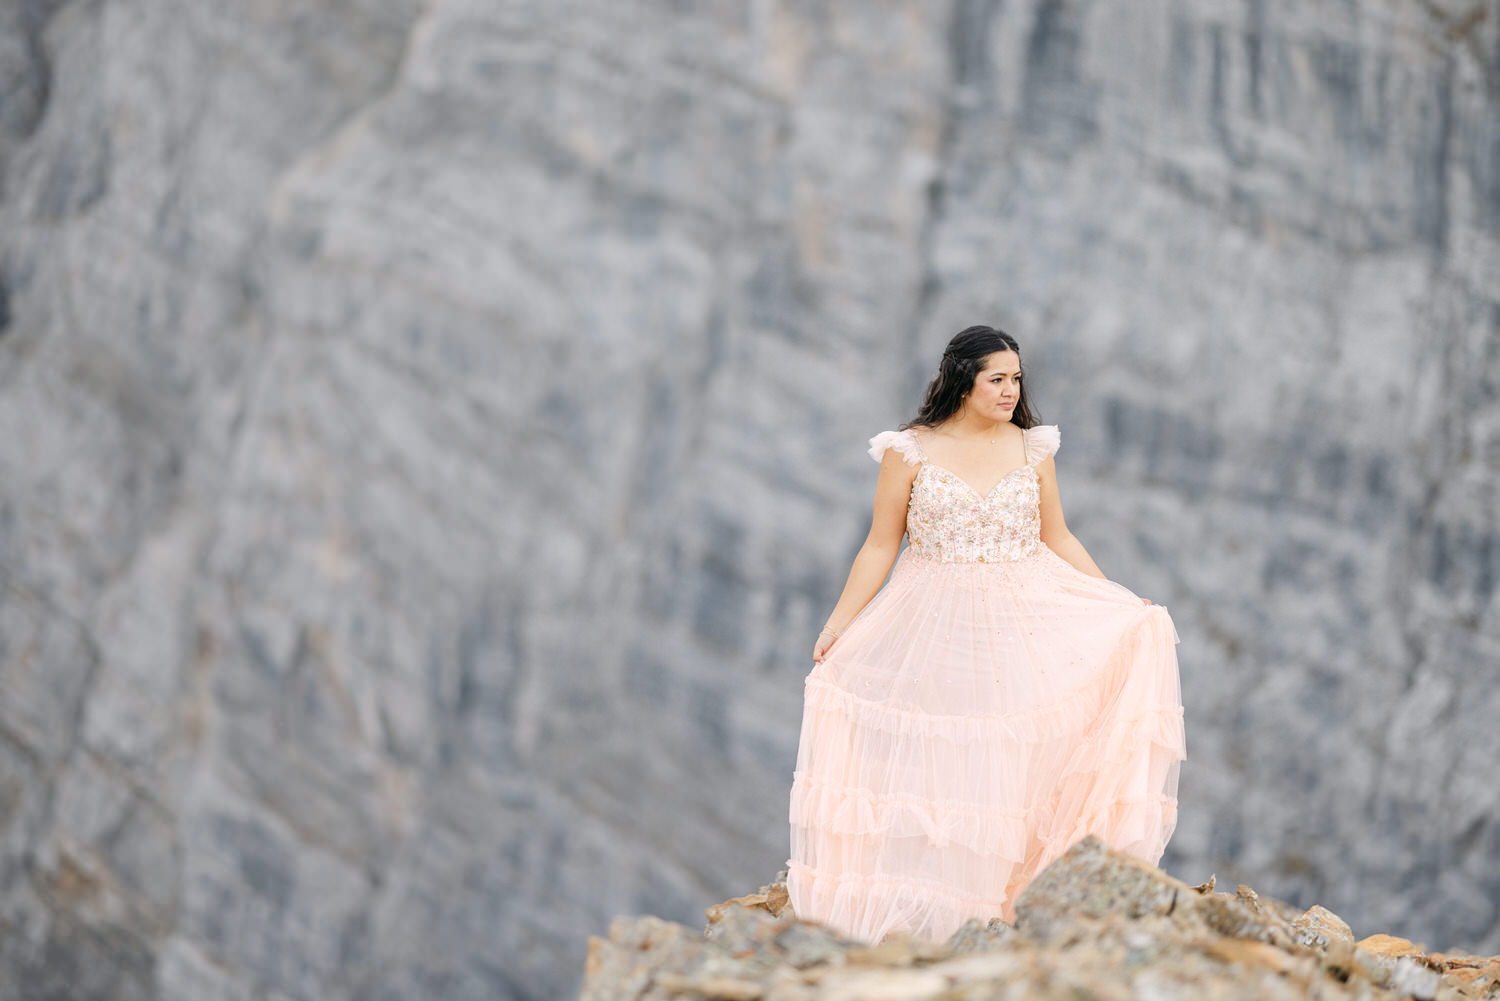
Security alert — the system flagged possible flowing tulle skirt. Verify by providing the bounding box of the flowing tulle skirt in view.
[785,543,1186,943]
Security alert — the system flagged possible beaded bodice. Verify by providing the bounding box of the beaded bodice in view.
[868,424,1061,564]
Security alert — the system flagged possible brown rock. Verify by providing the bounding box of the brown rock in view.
[701,900,797,954]
[650,972,765,999]
[813,966,951,1001]
[1357,933,1428,958]
[581,840,1492,1001]
[843,934,948,967]
[580,915,692,1001]
[1186,889,1297,945]
[704,873,792,927]
[1201,937,1305,975]
[1444,962,1492,987]
[765,882,790,918]
[706,892,778,925]
[1293,904,1356,950]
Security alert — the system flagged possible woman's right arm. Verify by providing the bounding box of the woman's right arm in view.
[812,449,918,663]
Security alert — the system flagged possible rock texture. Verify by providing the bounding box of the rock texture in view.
[0,2,1497,1001]
[581,837,1500,1001]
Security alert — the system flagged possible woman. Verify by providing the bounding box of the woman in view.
[785,325,1186,943]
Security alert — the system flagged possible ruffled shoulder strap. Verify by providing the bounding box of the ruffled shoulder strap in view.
[1024,424,1060,465]
[867,429,922,466]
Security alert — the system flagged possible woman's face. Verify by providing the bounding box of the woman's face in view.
[967,350,1022,418]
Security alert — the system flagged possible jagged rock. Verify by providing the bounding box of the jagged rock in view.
[1295,906,1356,950]
[1444,960,1500,999]
[1360,933,1429,958]
[772,923,852,972]
[581,839,1500,1001]
[581,916,694,1001]
[944,916,1014,956]
[1014,837,1183,938]
[1012,835,1306,948]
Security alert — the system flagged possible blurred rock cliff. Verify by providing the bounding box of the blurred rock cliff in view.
[0,2,1496,1001]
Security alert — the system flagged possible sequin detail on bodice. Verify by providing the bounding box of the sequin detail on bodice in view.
[907,463,1042,563]
[867,425,1061,565]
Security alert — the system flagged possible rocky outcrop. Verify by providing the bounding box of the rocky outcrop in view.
[581,838,1500,1001]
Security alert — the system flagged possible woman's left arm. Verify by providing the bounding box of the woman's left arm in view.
[1036,454,1107,578]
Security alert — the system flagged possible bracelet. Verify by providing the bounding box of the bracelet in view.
[819,625,842,638]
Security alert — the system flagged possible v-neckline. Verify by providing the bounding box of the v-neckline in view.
[920,461,1033,500]
[911,427,1031,500]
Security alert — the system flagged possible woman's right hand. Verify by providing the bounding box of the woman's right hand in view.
[813,631,837,663]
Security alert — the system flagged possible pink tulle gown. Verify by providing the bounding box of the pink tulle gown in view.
[785,424,1186,943]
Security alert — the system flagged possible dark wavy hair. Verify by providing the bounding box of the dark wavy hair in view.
[900,325,1040,431]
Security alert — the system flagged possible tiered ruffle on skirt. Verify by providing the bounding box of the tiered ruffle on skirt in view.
[786,543,1186,943]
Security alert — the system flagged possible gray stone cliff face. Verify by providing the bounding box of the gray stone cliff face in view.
[0,2,1496,1000]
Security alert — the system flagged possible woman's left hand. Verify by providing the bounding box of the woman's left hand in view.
[1140,596,1152,605]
